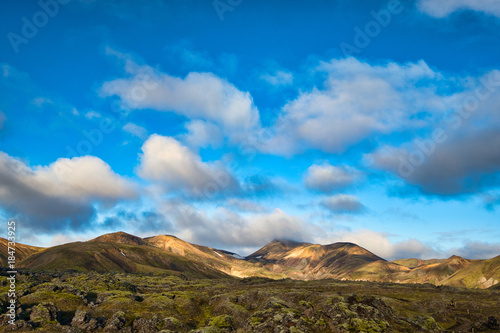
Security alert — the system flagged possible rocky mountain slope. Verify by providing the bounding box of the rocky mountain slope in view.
[246,240,409,280]
[0,237,41,266]
[439,255,500,288]
[2,270,499,332]
[1,232,499,289]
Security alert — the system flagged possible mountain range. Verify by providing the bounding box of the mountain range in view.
[1,231,499,289]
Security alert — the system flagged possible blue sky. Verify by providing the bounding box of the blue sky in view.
[1,0,500,260]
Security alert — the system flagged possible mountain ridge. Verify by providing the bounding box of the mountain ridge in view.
[2,232,499,289]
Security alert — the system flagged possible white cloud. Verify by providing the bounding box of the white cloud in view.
[85,111,102,119]
[32,97,54,107]
[370,132,500,195]
[260,70,294,86]
[146,194,435,259]
[418,0,500,18]
[158,201,317,251]
[46,233,90,247]
[100,52,261,144]
[182,120,223,148]
[225,198,268,213]
[262,57,444,155]
[447,241,500,259]
[137,134,239,197]
[316,229,438,260]
[123,122,148,140]
[0,152,136,231]
[320,194,365,214]
[37,156,137,202]
[393,239,440,260]
[304,163,362,193]
[367,70,500,196]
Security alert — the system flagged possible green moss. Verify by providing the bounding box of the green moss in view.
[423,316,442,330]
[316,318,326,326]
[250,316,262,326]
[348,317,387,332]
[299,300,313,308]
[20,290,82,311]
[210,314,233,328]
[336,302,357,318]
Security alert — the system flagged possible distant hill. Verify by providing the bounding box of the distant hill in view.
[390,255,472,285]
[246,240,407,280]
[4,232,500,289]
[439,255,500,288]
[18,238,228,279]
[89,231,151,246]
[144,234,283,279]
[0,237,42,266]
[392,258,446,268]
[246,239,312,262]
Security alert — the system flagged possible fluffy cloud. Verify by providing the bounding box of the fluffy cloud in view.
[320,194,365,214]
[370,132,500,195]
[393,239,440,260]
[368,70,500,196]
[85,111,102,119]
[225,198,268,213]
[182,120,223,148]
[262,57,444,155]
[320,229,499,261]
[137,134,239,197]
[0,152,136,232]
[101,209,173,235]
[123,122,148,140]
[448,241,500,259]
[418,0,500,18]
[304,163,361,193]
[149,197,436,259]
[317,229,438,260]
[100,51,260,144]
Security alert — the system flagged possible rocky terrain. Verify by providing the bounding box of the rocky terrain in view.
[1,232,500,332]
[0,270,499,332]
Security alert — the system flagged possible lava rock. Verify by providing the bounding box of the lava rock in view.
[29,302,58,323]
[132,316,159,333]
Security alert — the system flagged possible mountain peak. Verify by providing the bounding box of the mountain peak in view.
[448,255,464,260]
[270,239,311,248]
[89,231,150,246]
[7,231,500,289]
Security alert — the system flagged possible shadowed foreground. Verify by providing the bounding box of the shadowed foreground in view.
[0,270,499,332]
